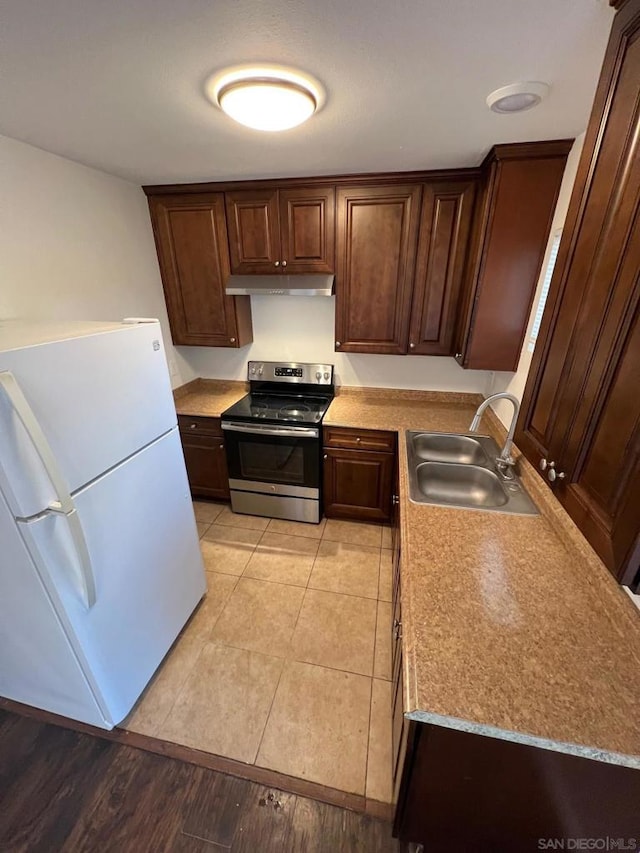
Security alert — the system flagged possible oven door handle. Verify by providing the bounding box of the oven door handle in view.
[221,421,319,439]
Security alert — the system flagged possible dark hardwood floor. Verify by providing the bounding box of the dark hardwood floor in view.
[0,710,400,852]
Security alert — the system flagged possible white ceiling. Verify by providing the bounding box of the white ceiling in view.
[0,0,614,185]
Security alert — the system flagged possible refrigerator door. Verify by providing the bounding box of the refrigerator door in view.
[0,321,177,519]
[0,489,109,728]
[19,428,206,727]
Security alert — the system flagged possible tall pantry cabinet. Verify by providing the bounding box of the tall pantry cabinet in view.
[516,0,640,587]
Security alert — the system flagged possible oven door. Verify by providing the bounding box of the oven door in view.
[221,421,320,497]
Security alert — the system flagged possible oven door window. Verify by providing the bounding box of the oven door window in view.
[225,429,320,489]
[239,439,305,486]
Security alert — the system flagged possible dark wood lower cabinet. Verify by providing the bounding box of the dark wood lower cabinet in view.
[178,416,230,500]
[393,722,640,851]
[322,428,397,522]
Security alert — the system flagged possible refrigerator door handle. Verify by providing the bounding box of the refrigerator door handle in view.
[0,371,97,608]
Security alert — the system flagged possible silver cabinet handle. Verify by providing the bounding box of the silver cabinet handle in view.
[274,261,280,267]
[335,341,341,347]
[540,458,549,471]
[282,260,287,267]
[455,352,463,359]
[548,468,565,482]
[392,494,399,505]
[219,443,224,449]
[0,371,96,608]
[323,454,328,460]
[230,337,236,344]
[409,342,415,349]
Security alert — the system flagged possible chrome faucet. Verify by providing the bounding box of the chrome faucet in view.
[469,392,521,476]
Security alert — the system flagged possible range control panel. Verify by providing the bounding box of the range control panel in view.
[248,361,334,385]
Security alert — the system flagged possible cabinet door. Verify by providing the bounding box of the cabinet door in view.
[408,181,476,355]
[180,432,230,500]
[455,142,571,370]
[279,186,335,273]
[517,4,640,583]
[323,448,394,521]
[335,185,422,354]
[149,194,250,347]
[225,190,280,273]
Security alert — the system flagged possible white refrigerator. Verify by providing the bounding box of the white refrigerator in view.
[0,319,206,729]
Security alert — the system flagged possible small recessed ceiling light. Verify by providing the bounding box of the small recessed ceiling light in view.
[205,65,324,132]
[486,82,550,114]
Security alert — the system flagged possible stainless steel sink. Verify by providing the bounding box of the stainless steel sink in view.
[411,432,488,465]
[416,462,508,508]
[406,431,539,516]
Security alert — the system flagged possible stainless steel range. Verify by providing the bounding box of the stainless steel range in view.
[221,361,334,523]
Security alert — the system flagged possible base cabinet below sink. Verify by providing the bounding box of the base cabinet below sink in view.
[393,721,640,850]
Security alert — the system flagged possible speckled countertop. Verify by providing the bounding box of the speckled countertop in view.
[176,381,640,768]
[173,378,247,418]
[326,387,640,769]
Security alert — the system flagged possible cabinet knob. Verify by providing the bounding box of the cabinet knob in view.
[219,443,224,449]
[393,619,403,640]
[274,261,280,267]
[455,352,463,359]
[548,468,565,483]
[409,342,415,349]
[539,458,550,472]
[323,454,328,460]
[392,494,399,505]
[335,341,341,347]
[189,423,197,429]
[230,337,236,343]
[282,260,287,267]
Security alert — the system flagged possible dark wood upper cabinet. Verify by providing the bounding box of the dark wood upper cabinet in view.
[408,180,476,356]
[516,0,640,585]
[226,186,335,274]
[224,190,280,273]
[455,140,572,371]
[335,184,422,354]
[278,187,335,273]
[148,193,253,348]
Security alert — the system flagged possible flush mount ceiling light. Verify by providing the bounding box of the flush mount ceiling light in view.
[486,82,550,114]
[205,65,324,132]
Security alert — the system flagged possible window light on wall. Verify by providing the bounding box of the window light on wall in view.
[527,228,563,352]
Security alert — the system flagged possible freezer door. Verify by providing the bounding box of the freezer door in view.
[20,428,206,725]
[0,321,177,518]
[0,489,109,727]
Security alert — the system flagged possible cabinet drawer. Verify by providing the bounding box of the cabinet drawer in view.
[178,415,223,437]
[323,426,395,453]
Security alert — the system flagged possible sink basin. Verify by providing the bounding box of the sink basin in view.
[415,462,508,508]
[406,430,539,515]
[411,433,488,465]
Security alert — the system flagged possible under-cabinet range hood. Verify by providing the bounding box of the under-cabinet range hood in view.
[225,274,334,297]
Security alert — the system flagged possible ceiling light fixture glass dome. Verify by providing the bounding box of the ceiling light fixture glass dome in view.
[486,82,550,114]
[206,65,324,132]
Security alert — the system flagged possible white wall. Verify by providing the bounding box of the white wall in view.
[488,133,586,428]
[0,134,194,386]
[180,295,493,393]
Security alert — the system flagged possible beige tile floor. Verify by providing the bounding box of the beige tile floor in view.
[123,500,394,803]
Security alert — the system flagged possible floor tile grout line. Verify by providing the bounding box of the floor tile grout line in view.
[363,672,375,802]
[252,652,288,767]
